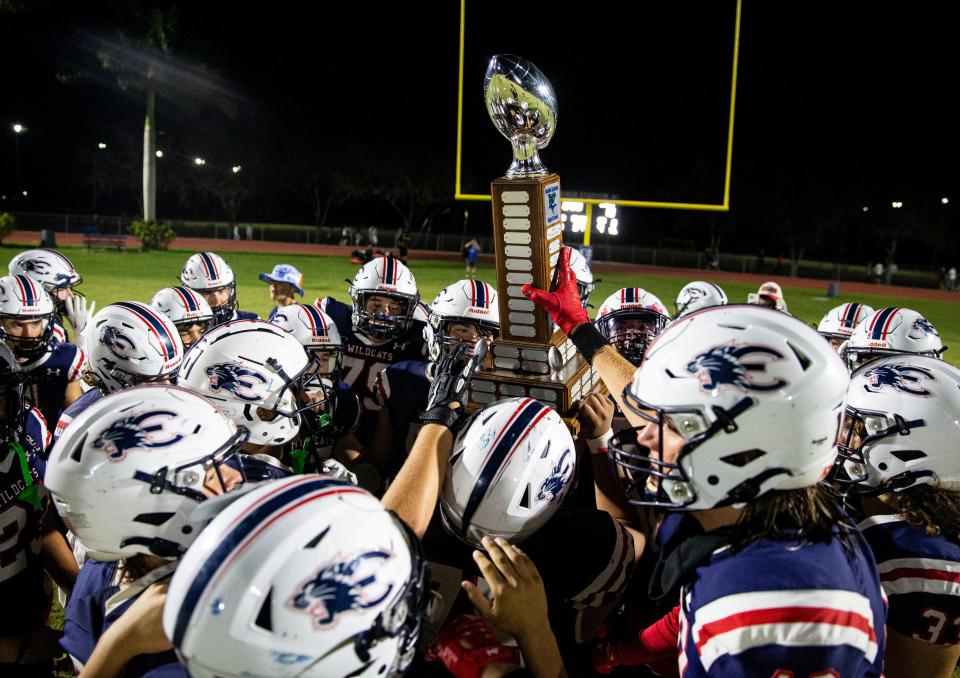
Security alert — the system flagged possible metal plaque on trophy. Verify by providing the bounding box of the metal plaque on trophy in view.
[468,54,603,421]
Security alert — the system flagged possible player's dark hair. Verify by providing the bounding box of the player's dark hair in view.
[120,554,156,582]
[726,483,855,551]
[896,484,960,541]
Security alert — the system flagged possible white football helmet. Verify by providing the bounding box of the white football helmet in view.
[44,385,249,560]
[150,286,215,334]
[817,302,874,350]
[440,397,576,546]
[747,281,788,312]
[836,356,960,493]
[0,274,56,361]
[674,280,728,319]
[594,288,669,366]
[270,303,342,369]
[163,475,428,678]
[567,248,595,308]
[8,248,82,317]
[611,305,848,510]
[842,307,945,372]
[348,255,420,340]
[424,279,500,361]
[88,302,185,392]
[177,320,315,446]
[180,252,238,325]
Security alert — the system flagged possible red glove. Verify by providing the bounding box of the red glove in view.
[593,605,681,674]
[521,246,589,335]
[425,613,521,678]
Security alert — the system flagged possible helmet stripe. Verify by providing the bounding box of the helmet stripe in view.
[461,399,550,539]
[170,477,365,648]
[113,301,178,361]
[869,307,897,340]
[841,303,856,328]
[173,287,198,312]
[199,252,220,281]
[879,307,900,339]
[15,275,34,306]
[303,304,328,335]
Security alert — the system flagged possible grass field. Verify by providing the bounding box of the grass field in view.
[5,244,959,367]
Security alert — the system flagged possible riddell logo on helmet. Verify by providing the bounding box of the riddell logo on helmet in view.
[469,307,491,315]
[866,341,888,348]
[20,305,41,313]
[310,336,334,344]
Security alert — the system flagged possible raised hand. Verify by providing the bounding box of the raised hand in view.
[521,247,588,335]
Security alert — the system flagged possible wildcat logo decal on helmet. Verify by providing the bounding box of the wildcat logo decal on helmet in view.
[537,449,572,502]
[21,259,50,274]
[863,363,935,397]
[913,317,939,337]
[687,344,788,392]
[92,410,186,461]
[205,362,268,401]
[100,325,137,356]
[288,550,394,627]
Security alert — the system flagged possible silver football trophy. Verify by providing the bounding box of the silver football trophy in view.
[469,54,603,423]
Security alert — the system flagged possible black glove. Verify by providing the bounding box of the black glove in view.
[421,340,488,430]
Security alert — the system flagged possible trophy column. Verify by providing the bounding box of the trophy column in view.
[469,54,604,420]
[491,174,562,344]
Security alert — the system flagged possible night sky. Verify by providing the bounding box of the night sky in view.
[1,1,957,262]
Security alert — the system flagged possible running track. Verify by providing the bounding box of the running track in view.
[8,230,957,303]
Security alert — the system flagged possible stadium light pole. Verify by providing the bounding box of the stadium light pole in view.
[11,123,25,197]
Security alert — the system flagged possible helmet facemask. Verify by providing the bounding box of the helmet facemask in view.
[596,310,667,367]
[428,316,499,362]
[832,405,931,493]
[610,389,756,510]
[352,290,418,341]
[1,313,54,362]
[199,282,237,327]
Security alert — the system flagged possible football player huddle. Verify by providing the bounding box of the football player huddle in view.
[0,244,957,678]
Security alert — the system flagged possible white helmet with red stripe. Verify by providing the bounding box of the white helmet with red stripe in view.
[0,274,56,361]
[440,397,575,546]
[270,303,343,380]
[674,280,728,318]
[747,281,788,312]
[180,252,237,326]
[424,279,500,361]
[817,302,874,349]
[843,307,945,372]
[9,248,82,317]
[348,255,420,341]
[89,302,185,392]
[150,287,215,332]
[594,288,669,366]
[163,476,428,678]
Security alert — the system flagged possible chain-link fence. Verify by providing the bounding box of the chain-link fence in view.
[7,211,944,289]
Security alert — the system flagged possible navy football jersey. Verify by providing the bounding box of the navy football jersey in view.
[54,387,103,443]
[0,406,51,635]
[318,297,427,444]
[21,341,85,429]
[375,359,430,444]
[860,513,960,645]
[231,309,260,321]
[678,527,886,677]
[61,559,186,676]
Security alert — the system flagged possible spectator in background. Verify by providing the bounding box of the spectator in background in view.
[232,225,240,241]
[463,238,480,278]
[885,262,898,284]
[258,264,303,322]
[340,225,350,246]
[367,225,379,247]
[948,266,958,292]
[245,224,253,241]
[396,228,411,264]
[873,261,884,283]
